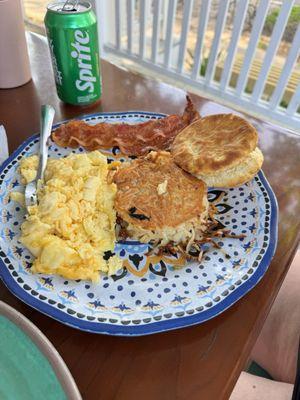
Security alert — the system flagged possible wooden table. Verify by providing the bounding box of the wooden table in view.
[1,32,300,400]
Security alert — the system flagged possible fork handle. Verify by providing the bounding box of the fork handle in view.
[36,105,55,181]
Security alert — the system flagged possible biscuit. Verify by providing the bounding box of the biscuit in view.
[171,114,263,187]
[196,147,264,187]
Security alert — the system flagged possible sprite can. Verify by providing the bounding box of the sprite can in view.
[45,1,101,105]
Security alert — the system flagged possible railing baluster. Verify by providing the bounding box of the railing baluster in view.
[204,0,229,85]
[177,0,193,73]
[139,0,147,58]
[164,0,177,68]
[151,0,161,63]
[126,0,134,53]
[220,0,249,91]
[115,0,121,50]
[286,83,300,116]
[235,0,269,96]
[98,1,300,131]
[269,24,300,109]
[251,0,295,103]
[191,0,211,80]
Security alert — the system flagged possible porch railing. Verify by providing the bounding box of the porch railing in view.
[95,0,300,132]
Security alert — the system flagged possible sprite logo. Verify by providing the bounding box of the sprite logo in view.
[71,30,96,93]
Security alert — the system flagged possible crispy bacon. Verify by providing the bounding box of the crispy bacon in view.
[51,96,200,156]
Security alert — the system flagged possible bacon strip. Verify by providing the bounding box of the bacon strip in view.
[51,96,200,156]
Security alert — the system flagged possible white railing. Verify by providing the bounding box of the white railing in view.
[95,0,300,132]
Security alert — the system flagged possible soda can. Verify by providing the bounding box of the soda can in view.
[45,1,101,105]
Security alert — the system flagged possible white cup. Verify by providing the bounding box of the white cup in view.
[0,0,32,88]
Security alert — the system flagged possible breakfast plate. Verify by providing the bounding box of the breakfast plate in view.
[0,112,278,336]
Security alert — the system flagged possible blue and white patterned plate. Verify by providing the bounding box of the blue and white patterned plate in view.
[0,112,278,336]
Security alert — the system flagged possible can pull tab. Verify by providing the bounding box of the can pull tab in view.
[62,0,79,11]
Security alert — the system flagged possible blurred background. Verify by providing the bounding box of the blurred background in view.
[24,0,300,108]
[23,0,300,131]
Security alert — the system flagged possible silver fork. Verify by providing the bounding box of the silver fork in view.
[0,125,9,165]
[25,105,55,209]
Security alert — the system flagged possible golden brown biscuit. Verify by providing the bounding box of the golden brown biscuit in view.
[171,114,263,187]
[112,151,208,245]
[199,147,264,187]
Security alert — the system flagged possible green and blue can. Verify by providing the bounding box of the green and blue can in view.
[45,1,101,105]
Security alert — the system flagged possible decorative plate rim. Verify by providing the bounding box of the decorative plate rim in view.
[0,300,82,399]
[0,111,278,336]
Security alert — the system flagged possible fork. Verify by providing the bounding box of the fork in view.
[0,125,9,165]
[25,105,55,209]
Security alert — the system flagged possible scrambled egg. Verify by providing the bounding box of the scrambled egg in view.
[14,151,122,282]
